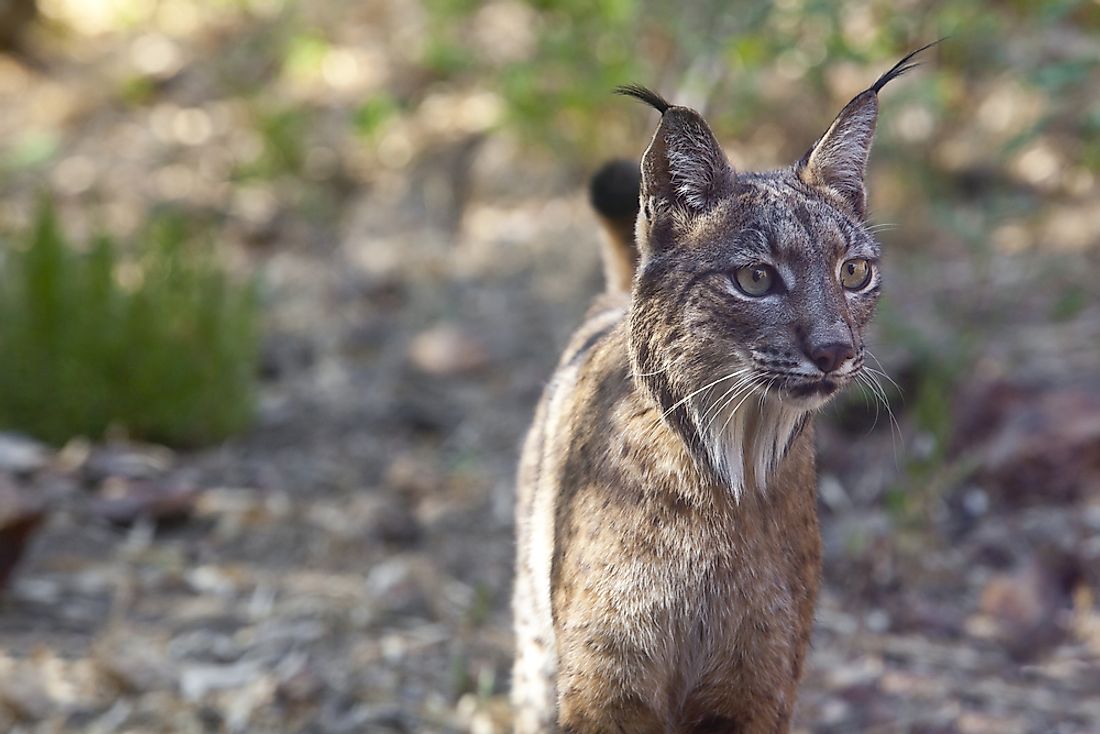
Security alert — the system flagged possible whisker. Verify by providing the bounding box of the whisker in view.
[854,372,881,435]
[660,367,751,419]
[758,374,779,410]
[703,377,758,435]
[698,375,754,426]
[856,373,890,454]
[860,354,904,462]
[701,367,752,415]
[860,369,902,465]
[864,349,904,399]
[704,375,755,420]
[717,377,766,435]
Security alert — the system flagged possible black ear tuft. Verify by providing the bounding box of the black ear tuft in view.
[870,38,944,94]
[615,84,672,114]
[796,40,942,218]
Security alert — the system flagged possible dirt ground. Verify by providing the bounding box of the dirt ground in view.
[2,2,1100,733]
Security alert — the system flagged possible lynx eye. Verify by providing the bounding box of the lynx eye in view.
[840,258,872,290]
[733,264,776,297]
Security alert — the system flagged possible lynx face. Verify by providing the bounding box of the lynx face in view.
[623,75,899,495]
[636,175,880,409]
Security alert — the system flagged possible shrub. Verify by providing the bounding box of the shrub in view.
[0,200,260,447]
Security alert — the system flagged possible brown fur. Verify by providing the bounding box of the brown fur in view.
[513,48,933,733]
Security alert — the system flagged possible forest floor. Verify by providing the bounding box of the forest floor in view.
[2,3,1100,733]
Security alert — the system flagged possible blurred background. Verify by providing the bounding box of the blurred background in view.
[0,0,1098,731]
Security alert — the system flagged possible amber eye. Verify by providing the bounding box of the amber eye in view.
[840,258,872,290]
[734,264,776,297]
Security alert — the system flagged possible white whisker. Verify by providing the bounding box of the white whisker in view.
[717,377,765,435]
[702,377,757,434]
[865,349,903,398]
[866,222,897,233]
[861,350,904,456]
[854,372,881,435]
[858,368,901,466]
[661,367,752,419]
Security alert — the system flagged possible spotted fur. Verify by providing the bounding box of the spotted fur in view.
[514,46,934,733]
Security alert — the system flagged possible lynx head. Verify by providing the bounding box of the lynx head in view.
[624,45,933,498]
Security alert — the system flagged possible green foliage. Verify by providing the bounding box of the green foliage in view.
[0,200,260,447]
[422,0,649,156]
[416,0,1100,176]
[1,131,59,172]
[353,94,399,140]
[418,0,912,156]
[237,104,311,180]
[1050,285,1087,322]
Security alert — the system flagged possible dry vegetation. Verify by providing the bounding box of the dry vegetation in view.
[1,1,1099,732]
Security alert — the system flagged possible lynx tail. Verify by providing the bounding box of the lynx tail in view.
[589,159,641,292]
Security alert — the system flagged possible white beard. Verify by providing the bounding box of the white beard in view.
[695,395,807,501]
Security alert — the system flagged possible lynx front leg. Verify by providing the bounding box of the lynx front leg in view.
[511,628,556,733]
[512,559,558,733]
[557,685,664,734]
[553,622,666,734]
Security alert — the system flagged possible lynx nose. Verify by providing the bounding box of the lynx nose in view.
[809,341,855,374]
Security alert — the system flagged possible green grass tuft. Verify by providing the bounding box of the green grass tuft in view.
[0,199,260,447]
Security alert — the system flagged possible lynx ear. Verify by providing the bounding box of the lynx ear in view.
[796,42,939,218]
[795,90,879,218]
[618,85,734,217]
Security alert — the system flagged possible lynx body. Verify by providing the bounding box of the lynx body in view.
[512,47,932,733]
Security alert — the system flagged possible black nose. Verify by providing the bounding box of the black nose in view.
[809,342,855,374]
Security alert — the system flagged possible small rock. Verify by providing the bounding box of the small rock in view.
[186,565,241,597]
[180,660,265,700]
[85,443,174,482]
[89,478,201,525]
[320,699,406,734]
[0,433,49,475]
[0,673,53,722]
[366,555,434,619]
[91,701,134,731]
[909,722,959,734]
[55,437,92,474]
[981,570,1045,629]
[276,665,324,707]
[259,333,316,380]
[94,640,176,694]
[224,673,277,732]
[170,629,245,664]
[384,453,442,498]
[369,498,421,547]
[407,324,489,376]
[889,595,965,636]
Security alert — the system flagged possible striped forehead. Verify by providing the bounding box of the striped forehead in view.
[726,177,875,261]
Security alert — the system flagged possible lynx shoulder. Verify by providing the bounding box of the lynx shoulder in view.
[513,44,936,734]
